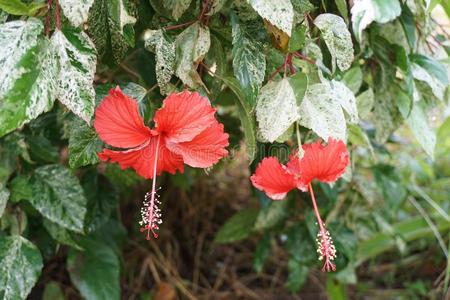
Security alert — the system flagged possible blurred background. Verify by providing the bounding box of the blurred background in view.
[0,0,450,299]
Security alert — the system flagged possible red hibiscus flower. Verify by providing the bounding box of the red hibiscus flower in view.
[250,138,349,272]
[94,87,229,239]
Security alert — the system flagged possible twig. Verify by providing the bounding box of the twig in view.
[163,20,196,31]
[45,0,53,36]
[293,52,316,65]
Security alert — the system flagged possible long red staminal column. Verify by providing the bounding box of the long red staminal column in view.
[308,183,337,272]
[140,135,162,239]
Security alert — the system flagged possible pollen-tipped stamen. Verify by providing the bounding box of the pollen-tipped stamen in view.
[140,135,163,239]
[308,183,337,272]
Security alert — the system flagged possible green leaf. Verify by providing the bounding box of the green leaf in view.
[326,277,348,300]
[87,0,136,63]
[411,55,448,99]
[348,124,374,155]
[372,89,402,143]
[335,0,349,23]
[356,213,450,265]
[399,4,416,51]
[288,72,308,106]
[20,165,87,233]
[43,220,82,250]
[254,199,289,230]
[0,235,43,300]
[373,165,407,210]
[221,76,257,162]
[163,0,191,20]
[406,102,436,159]
[351,0,402,41]
[356,88,374,119]
[0,133,30,184]
[81,170,119,233]
[175,22,210,88]
[253,233,271,273]
[26,135,59,163]
[231,13,266,107]
[288,25,306,52]
[436,116,450,158]
[256,78,299,142]
[395,85,412,118]
[0,186,9,217]
[60,0,94,27]
[0,0,46,16]
[314,13,354,71]
[68,117,102,169]
[0,18,58,138]
[144,29,176,95]
[214,208,258,244]
[68,238,120,300]
[248,0,294,36]
[286,258,309,293]
[43,281,66,300]
[51,29,97,123]
[342,65,363,94]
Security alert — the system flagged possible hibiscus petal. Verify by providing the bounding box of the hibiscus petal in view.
[94,86,152,148]
[250,157,297,200]
[297,138,349,186]
[286,151,308,191]
[154,91,216,143]
[166,121,229,168]
[98,136,184,179]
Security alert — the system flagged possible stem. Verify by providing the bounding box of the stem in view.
[55,0,61,30]
[45,0,53,36]
[163,20,196,31]
[293,52,316,65]
[308,183,325,232]
[268,63,285,81]
[198,0,210,22]
[295,122,304,158]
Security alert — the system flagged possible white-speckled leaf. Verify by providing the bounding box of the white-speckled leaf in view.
[51,29,97,123]
[231,13,266,106]
[175,22,210,88]
[372,90,402,143]
[256,78,299,142]
[0,186,8,217]
[248,0,294,36]
[60,0,94,27]
[351,0,401,41]
[23,165,88,233]
[298,82,347,141]
[412,63,446,100]
[331,80,358,123]
[406,102,436,159]
[163,0,192,20]
[314,13,354,71]
[0,235,43,300]
[0,18,58,138]
[114,0,136,34]
[144,29,176,95]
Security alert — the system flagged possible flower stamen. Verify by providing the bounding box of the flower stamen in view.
[309,183,337,272]
[140,135,162,239]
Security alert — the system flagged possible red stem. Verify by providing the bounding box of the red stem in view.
[45,0,53,36]
[163,20,196,31]
[293,52,316,65]
[55,0,61,30]
[308,183,325,232]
